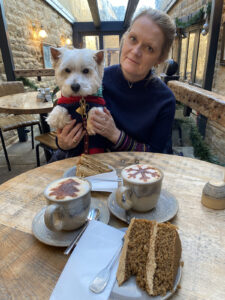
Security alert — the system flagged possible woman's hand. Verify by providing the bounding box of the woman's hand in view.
[88,107,121,144]
[57,119,86,150]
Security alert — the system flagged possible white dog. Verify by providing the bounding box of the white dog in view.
[46,47,105,135]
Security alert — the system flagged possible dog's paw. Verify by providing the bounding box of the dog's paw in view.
[87,107,104,135]
[46,105,71,129]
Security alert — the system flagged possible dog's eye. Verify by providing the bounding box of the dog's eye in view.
[82,68,89,74]
[65,68,71,73]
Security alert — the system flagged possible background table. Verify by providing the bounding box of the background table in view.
[0,91,53,133]
[0,152,224,299]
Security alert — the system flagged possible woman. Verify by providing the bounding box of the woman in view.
[55,8,176,158]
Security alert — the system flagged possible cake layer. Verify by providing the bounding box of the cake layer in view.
[116,219,182,297]
[76,154,112,177]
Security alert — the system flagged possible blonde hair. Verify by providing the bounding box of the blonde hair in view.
[120,8,176,62]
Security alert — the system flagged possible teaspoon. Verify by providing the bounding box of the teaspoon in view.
[64,208,100,255]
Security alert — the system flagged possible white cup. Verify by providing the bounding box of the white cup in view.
[116,164,163,212]
[44,177,91,231]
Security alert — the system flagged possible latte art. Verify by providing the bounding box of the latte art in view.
[46,177,90,201]
[122,164,161,183]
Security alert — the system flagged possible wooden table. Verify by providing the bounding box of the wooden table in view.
[0,91,53,133]
[0,152,224,299]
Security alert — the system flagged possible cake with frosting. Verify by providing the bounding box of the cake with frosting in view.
[117,218,182,296]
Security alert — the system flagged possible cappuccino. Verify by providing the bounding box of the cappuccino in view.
[45,177,90,201]
[121,164,161,184]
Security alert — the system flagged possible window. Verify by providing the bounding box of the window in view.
[103,35,120,66]
[195,34,208,85]
[83,36,99,50]
[186,31,196,82]
[179,38,188,79]
[178,25,208,87]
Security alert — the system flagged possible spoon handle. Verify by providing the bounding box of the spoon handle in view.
[64,221,89,255]
[89,241,123,293]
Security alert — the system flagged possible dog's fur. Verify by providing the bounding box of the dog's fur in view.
[46,47,105,130]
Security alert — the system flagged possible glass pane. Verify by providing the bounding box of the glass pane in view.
[103,35,120,66]
[98,0,128,21]
[179,38,188,79]
[195,34,208,86]
[83,36,100,50]
[134,0,155,17]
[57,0,93,21]
[186,32,195,81]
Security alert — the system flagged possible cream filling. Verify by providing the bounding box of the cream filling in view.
[146,223,158,295]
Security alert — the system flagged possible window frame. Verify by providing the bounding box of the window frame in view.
[220,23,225,66]
[178,24,206,87]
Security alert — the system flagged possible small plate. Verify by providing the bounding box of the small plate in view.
[63,166,77,178]
[108,190,179,224]
[110,265,182,300]
[63,164,115,178]
[32,198,110,247]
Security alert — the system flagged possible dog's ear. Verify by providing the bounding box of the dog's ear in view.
[94,50,104,65]
[50,47,65,62]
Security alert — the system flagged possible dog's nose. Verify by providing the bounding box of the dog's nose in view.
[71,83,80,93]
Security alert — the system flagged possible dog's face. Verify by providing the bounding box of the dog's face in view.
[50,47,104,97]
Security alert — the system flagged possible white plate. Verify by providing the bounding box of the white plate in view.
[63,164,115,178]
[110,266,182,300]
[108,190,179,224]
[32,198,110,247]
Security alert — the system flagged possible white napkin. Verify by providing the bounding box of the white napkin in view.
[86,171,119,192]
[50,220,124,300]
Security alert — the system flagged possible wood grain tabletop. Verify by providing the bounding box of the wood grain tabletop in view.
[0,91,53,114]
[0,152,224,299]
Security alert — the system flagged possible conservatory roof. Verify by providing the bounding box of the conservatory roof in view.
[44,0,156,26]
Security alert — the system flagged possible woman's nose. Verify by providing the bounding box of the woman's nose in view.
[132,44,142,56]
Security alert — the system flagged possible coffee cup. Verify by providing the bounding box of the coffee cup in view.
[44,177,91,231]
[116,164,163,212]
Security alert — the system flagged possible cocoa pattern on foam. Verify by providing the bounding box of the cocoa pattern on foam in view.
[49,178,81,200]
[124,165,161,183]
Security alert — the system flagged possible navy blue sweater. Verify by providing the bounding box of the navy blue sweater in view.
[50,64,176,161]
[103,64,176,153]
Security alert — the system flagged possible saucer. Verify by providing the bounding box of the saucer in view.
[110,265,182,300]
[108,190,179,224]
[32,198,110,247]
[63,164,115,178]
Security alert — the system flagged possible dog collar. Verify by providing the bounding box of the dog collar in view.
[57,95,105,105]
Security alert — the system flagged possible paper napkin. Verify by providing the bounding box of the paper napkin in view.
[50,220,124,300]
[86,170,119,192]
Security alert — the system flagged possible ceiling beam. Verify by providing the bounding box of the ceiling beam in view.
[87,0,101,28]
[123,0,139,28]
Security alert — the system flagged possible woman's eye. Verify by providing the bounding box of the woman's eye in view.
[83,68,89,74]
[147,46,153,53]
[65,68,71,73]
[130,36,136,42]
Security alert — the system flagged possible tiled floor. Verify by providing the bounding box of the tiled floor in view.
[0,132,46,184]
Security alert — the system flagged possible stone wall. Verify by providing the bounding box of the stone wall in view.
[0,0,72,151]
[168,0,225,164]
[1,0,72,89]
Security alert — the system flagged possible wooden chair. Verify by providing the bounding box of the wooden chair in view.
[35,131,58,166]
[0,81,41,171]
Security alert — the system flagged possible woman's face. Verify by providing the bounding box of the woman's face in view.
[120,15,165,82]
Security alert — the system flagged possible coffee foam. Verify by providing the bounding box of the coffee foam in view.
[46,177,90,201]
[122,164,161,184]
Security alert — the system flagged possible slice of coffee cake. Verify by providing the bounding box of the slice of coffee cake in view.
[117,218,182,296]
[76,154,112,177]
